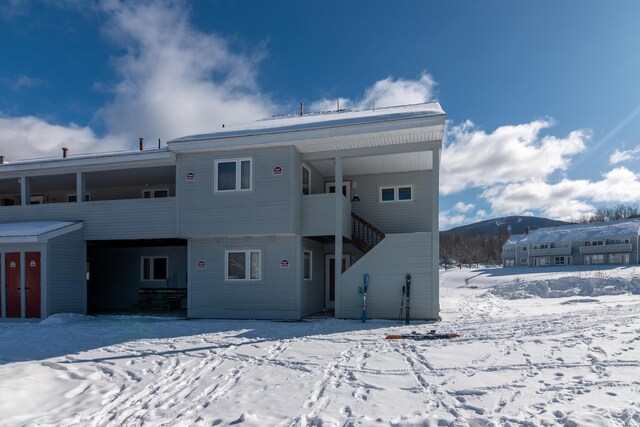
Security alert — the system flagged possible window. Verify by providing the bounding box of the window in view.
[215,158,252,192]
[521,246,527,251]
[143,189,169,198]
[379,185,413,202]
[68,194,91,202]
[325,181,351,199]
[142,257,168,281]
[607,238,630,245]
[554,256,566,265]
[302,165,311,195]
[609,253,629,264]
[303,250,312,280]
[584,254,604,265]
[226,250,261,281]
[585,240,603,247]
[504,259,515,267]
[521,258,527,265]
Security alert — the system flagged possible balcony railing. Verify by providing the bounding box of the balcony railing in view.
[580,243,632,255]
[528,247,572,256]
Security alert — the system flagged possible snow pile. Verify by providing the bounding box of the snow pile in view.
[488,275,640,300]
[39,313,94,325]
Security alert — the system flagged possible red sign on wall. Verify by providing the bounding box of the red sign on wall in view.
[186,171,196,181]
[273,166,283,175]
[280,259,290,268]
[197,260,206,269]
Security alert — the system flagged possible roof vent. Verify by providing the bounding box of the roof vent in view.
[300,101,304,116]
[525,226,531,235]
[62,147,69,158]
[139,137,144,151]
[0,156,4,164]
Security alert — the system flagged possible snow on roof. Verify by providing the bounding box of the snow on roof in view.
[169,102,445,143]
[504,234,524,245]
[0,221,82,243]
[505,219,640,246]
[1,148,171,168]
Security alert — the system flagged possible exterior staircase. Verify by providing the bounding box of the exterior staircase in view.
[351,212,385,253]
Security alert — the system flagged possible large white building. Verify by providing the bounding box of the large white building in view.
[502,219,640,267]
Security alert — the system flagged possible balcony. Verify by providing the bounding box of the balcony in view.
[501,251,516,259]
[301,193,351,237]
[528,247,572,256]
[580,243,632,255]
[0,197,176,240]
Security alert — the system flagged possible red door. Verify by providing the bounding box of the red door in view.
[6,253,21,318]
[25,252,41,318]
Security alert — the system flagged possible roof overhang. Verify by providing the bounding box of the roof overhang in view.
[0,150,176,179]
[0,221,83,244]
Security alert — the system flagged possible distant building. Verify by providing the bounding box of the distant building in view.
[502,219,640,267]
[0,103,444,321]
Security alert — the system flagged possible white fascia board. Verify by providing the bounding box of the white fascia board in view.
[168,114,445,154]
[0,150,176,178]
[36,221,83,242]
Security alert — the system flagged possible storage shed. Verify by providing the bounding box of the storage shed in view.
[0,221,85,320]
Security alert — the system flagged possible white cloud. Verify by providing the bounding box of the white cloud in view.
[12,75,45,90]
[453,202,474,213]
[0,115,125,161]
[609,145,640,164]
[308,72,436,113]
[441,120,589,195]
[439,212,467,230]
[96,0,275,142]
[481,167,640,221]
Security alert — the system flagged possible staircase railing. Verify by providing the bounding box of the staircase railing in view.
[351,212,385,253]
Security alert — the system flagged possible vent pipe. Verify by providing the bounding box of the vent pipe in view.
[0,156,4,164]
[158,138,161,149]
[62,147,69,158]
[525,226,530,235]
[139,137,144,151]
[300,101,304,116]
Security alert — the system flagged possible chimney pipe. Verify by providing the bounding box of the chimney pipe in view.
[62,147,69,158]
[139,137,144,151]
[158,138,161,149]
[525,226,530,235]
[300,101,304,116]
[0,156,4,164]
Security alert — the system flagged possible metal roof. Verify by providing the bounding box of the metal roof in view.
[0,221,83,243]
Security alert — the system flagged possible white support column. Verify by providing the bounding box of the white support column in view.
[20,176,30,206]
[431,148,441,318]
[334,156,343,318]
[76,172,86,203]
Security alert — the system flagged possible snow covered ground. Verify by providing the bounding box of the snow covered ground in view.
[1,265,640,426]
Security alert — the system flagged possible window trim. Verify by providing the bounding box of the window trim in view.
[379,185,414,203]
[303,250,312,280]
[225,249,261,282]
[142,189,169,199]
[67,193,91,202]
[141,256,169,281]
[302,164,311,195]
[214,158,253,193]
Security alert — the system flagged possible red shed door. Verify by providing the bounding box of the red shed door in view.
[25,252,41,318]
[6,253,21,318]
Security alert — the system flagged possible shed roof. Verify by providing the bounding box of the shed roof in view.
[504,219,640,246]
[0,221,83,243]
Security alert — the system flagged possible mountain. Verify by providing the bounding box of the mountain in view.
[442,216,572,238]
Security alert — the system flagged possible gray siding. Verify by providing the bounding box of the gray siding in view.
[349,171,433,233]
[300,238,325,317]
[301,194,351,237]
[90,245,187,311]
[188,235,299,319]
[0,198,176,240]
[177,147,292,237]
[47,229,86,315]
[339,233,435,320]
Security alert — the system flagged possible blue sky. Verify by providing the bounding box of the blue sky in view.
[1,0,640,229]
